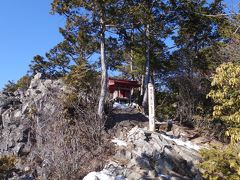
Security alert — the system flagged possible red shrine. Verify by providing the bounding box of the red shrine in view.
[108,78,140,101]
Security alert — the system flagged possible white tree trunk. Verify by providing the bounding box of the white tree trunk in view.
[140,74,145,96]
[130,27,134,80]
[98,15,107,119]
[142,24,150,112]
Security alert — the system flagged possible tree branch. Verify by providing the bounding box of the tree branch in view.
[234,26,240,34]
[196,12,239,17]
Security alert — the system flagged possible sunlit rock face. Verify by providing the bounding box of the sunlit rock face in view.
[0,73,203,180]
[84,126,202,180]
[0,73,65,179]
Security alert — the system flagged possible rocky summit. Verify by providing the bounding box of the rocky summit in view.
[0,73,65,179]
[84,126,202,180]
[0,74,220,180]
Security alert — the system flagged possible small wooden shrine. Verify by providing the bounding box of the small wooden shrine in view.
[108,78,140,101]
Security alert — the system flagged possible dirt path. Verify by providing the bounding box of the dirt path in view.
[105,108,148,130]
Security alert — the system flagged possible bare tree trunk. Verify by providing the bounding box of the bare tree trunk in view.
[142,24,151,112]
[140,75,145,96]
[130,26,134,80]
[130,59,133,79]
[98,14,107,119]
[150,70,155,85]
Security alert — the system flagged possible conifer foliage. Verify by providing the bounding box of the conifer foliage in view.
[2,1,240,178]
[51,0,125,118]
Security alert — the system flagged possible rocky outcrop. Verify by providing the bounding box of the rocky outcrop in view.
[1,73,208,179]
[0,73,65,179]
[84,126,202,180]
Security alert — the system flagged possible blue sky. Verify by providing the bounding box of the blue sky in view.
[0,0,239,90]
[0,0,64,89]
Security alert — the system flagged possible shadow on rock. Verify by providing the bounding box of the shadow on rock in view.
[105,109,148,130]
[135,150,201,180]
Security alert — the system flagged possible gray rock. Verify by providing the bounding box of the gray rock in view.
[29,73,42,89]
[84,126,203,180]
[126,171,143,180]
[148,170,157,178]
[0,73,64,179]
[0,94,20,109]
[12,143,25,155]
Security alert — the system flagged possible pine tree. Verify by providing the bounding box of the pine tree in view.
[51,0,124,118]
[29,41,73,78]
[169,0,224,122]
[114,0,173,112]
[29,55,51,77]
[45,40,73,77]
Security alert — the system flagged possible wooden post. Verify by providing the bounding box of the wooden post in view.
[148,83,155,132]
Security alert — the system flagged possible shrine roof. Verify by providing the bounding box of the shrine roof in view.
[108,77,140,87]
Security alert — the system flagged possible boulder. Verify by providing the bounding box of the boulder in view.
[85,126,203,180]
